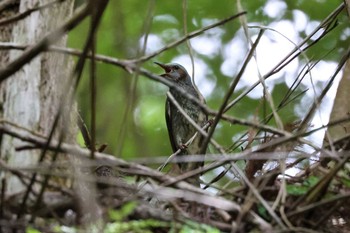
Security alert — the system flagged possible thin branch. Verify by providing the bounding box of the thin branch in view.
[130,11,246,63]
[89,3,98,158]
[0,0,17,12]
[298,49,350,132]
[0,3,90,83]
[224,3,345,111]
[115,0,155,156]
[199,30,264,154]
[157,92,224,171]
[77,111,92,149]
[0,0,63,27]
[28,0,109,223]
[287,192,350,217]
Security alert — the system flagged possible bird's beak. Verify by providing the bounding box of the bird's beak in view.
[154,62,171,74]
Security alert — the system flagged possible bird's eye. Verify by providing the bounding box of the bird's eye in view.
[174,65,179,70]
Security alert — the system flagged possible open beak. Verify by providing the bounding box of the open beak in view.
[154,62,171,74]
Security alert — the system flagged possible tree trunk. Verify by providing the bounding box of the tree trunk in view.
[325,59,350,143]
[0,0,75,195]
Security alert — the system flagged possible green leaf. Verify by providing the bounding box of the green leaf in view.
[108,201,137,221]
[257,204,271,221]
[26,227,41,233]
[287,176,320,195]
[340,177,350,188]
[76,131,86,147]
[287,184,309,195]
[303,176,320,187]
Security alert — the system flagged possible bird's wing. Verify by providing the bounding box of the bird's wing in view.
[165,97,178,153]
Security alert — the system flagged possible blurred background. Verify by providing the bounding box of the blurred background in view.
[68,0,349,168]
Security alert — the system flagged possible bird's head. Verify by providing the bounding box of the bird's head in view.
[155,62,192,86]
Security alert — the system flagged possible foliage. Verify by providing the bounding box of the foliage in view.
[71,0,348,159]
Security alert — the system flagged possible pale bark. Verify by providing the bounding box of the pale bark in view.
[0,0,75,195]
[325,59,350,144]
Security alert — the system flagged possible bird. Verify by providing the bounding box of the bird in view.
[155,62,207,186]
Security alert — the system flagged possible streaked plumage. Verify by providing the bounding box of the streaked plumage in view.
[155,62,207,185]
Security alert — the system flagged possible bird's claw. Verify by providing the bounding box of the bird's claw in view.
[207,118,214,126]
[179,144,188,151]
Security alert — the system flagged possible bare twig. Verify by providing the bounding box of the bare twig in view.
[0,3,90,83]
[225,3,345,111]
[199,29,264,154]
[130,11,246,63]
[0,0,17,12]
[0,0,63,26]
